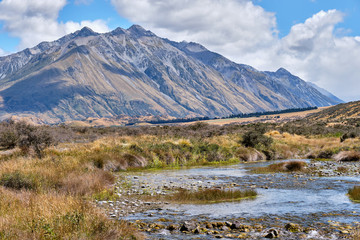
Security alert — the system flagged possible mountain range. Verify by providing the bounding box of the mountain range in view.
[0,25,342,123]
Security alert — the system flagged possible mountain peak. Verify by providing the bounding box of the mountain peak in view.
[127,24,155,37]
[111,27,126,35]
[74,26,99,38]
[276,67,291,75]
[184,42,207,53]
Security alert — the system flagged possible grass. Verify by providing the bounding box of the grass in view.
[348,186,360,203]
[167,188,257,204]
[0,146,144,239]
[252,161,307,174]
[0,188,142,240]
[352,228,360,240]
[0,122,359,238]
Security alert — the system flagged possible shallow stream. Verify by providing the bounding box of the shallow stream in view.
[124,160,360,239]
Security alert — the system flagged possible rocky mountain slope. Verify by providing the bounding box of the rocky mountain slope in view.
[0,25,342,123]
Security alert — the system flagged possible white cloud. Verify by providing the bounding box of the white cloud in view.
[266,10,360,102]
[0,48,6,56]
[111,0,278,53]
[111,0,360,101]
[64,20,110,35]
[0,0,109,50]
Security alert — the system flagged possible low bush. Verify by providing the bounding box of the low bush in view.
[241,130,273,148]
[0,121,54,158]
[0,123,18,149]
[340,132,357,142]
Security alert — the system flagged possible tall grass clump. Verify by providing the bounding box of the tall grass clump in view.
[253,161,307,174]
[0,188,143,239]
[348,186,360,202]
[168,188,257,204]
[0,171,38,190]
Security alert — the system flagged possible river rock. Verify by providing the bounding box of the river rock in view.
[231,221,251,232]
[167,224,178,231]
[285,223,302,232]
[180,221,198,232]
[265,229,279,238]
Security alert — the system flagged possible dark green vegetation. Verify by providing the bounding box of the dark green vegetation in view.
[168,188,257,203]
[146,106,318,125]
[227,106,318,119]
[241,129,273,148]
[348,186,360,202]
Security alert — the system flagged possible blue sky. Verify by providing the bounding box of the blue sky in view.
[256,0,360,37]
[1,0,358,52]
[0,0,359,101]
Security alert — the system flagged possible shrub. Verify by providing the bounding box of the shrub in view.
[0,121,54,158]
[0,123,18,149]
[17,124,54,158]
[340,132,357,142]
[241,130,273,148]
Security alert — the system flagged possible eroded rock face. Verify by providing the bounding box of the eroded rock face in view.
[0,25,341,123]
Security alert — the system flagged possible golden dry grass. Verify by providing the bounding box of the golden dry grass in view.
[352,228,360,240]
[252,161,307,174]
[0,129,358,239]
[0,140,145,239]
[0,188,143,239]
[268,132,360,159]
[167,188,257,204]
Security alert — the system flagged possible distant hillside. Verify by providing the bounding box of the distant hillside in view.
[306,82,344,104]
[0,25,342,123]
[307,101,360,121]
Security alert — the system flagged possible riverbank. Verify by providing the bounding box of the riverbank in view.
[95,159,360,239]
[0,120,359,239]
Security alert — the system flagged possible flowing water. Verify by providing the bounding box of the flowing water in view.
[124,160,360,239]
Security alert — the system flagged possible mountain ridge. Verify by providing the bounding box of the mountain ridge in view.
[0,25,342,123]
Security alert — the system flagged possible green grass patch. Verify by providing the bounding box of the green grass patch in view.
[167,188,257,204]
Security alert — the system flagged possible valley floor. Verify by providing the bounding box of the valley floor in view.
[0,119,359,239]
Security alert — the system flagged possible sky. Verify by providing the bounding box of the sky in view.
[0,0,359,102]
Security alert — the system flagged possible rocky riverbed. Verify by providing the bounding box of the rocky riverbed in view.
[97,159,360,239]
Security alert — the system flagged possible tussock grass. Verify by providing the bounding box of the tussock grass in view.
[333,151,360,161]
[0,188,143,239]
[352,228,360,240]
[167,188,257,204]
[348,186,360,202]
[252,161,307,174]
[0,142,144,239]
